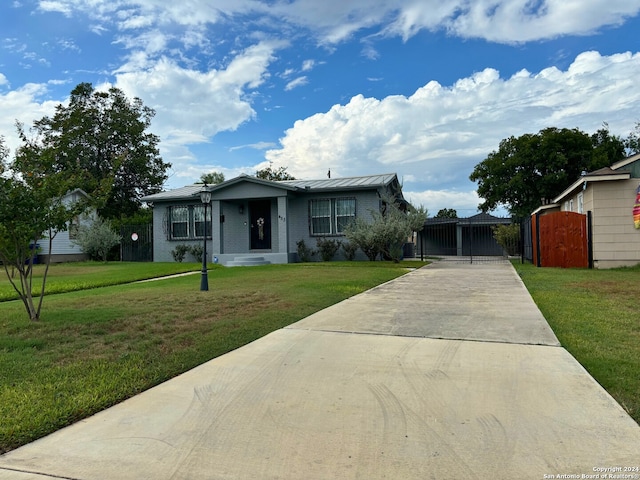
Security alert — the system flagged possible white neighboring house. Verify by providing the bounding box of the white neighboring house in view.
[37,188,97,263]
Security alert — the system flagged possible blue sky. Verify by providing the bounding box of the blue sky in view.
[2,1,640,216]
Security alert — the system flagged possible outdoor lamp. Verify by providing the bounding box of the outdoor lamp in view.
[200,185,212,291]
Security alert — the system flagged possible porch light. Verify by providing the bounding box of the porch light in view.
[200,185,212,291]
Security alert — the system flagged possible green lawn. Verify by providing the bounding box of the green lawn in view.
[513,261,640,425]
[0,261,424,453]
[0,262,202,302]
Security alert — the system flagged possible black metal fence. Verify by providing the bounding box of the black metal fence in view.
[120,224,153,262]
[520,216,533,263]
[415,214,519,263]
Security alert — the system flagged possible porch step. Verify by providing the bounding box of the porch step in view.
[226,256,272,267]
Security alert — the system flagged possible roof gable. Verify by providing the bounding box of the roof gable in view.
[611,152,640,172]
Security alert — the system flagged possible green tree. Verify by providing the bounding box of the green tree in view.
[0,136,85,321]
[470,127,623,218]
[200,171,225,184]
[19,82,170,220]
[492,224,520,256]
[72,216,122,262]
[435,208,457,219]
[256,163,295,181]
[591,124,626,166]
[626,121,640,155]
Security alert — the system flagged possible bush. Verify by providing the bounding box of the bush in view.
[316,237,341,262]
[296,239,316,262]
[344,196,426,262]
[72,217,121,262]
[341,241,358,261]
[492,224,520,256]
[189,245,204,263]
[171,244,190,263]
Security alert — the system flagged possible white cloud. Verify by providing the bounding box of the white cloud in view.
[38,0,73,16]
[442,0,640,43]
[404,189,484,216]
[266,50,640,212]
[0,82,61,155]
[285,76,308,91]
[110,41,281,177]
[229,141,277,151]
[301,59,315,71]
[33,0,640,45]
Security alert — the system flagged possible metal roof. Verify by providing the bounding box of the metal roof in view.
[141,173,400,203]
[141,184,204,202]
[279,173,398,191]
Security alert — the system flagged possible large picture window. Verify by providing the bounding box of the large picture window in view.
[169,205,211,240]
[310,198,356,235]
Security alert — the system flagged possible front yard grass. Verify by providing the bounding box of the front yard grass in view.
[0,261,423,453]
[513,262,640,425]
[0,262,202,302]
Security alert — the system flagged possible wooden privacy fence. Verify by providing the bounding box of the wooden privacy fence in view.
[531,211,592,268]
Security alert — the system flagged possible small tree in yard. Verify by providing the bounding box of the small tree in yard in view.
[0,136,86,320]
[492,224,520,256]
[345,196,427,262]
[73,217,121,262]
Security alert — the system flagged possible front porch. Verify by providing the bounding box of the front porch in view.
[209,191,293,266]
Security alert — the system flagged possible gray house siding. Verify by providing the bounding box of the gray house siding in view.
[152,200,213,263]
[287,190,382,261]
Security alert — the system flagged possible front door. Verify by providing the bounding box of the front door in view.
[249,200,272,250]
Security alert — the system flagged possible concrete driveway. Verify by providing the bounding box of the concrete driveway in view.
[1,261,639,479]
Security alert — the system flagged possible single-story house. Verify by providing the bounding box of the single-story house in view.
[38,188,96,263]
[141,173,407,265]
[417,213,513,257]
[531,153,640,268]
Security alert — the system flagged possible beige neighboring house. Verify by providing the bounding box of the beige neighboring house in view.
[532,153,640,268]
[38,189,96,263]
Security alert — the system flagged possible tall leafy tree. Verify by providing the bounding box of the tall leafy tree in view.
[435,208,458,219]
[21,83,170,220]
[256,163,295,181]
[200,171,225,184]
[626,121,640,155]
[470,127,624,218]
[0,135,85,321]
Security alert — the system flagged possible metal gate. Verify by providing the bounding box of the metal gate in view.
[521,216,533,263]
[416,214,516,264]
[120,224,153,262]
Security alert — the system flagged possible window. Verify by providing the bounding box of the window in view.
[310,199,331,235]
[169,205,212,240]
[68,216,80,240]
[168,204,211,240]
[193,205,211,238]
[171,206,189,239]
[335,198,356,233]
[569,199,574,212]
[577,193,584,214]
[309,198,356,235]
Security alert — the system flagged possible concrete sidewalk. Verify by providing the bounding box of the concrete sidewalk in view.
[1,262,639,479]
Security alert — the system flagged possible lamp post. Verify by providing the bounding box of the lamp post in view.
[200,185,212,291]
